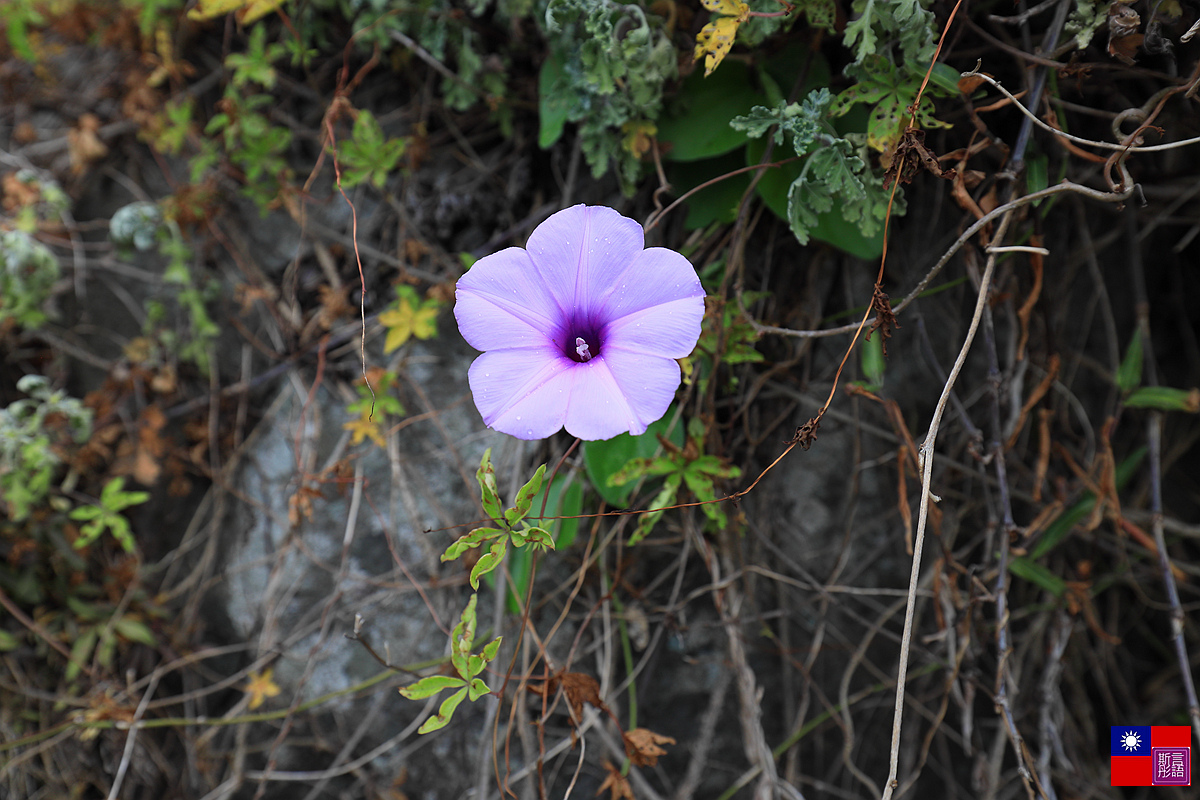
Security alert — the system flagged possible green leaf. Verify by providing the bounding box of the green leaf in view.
[399,675,467,700]
[113,617,157,647]
[0,629,20,652]
[1007,557,1067,596]
[538,51,571,149]
[481,636,503,662]
[749,136,886,259]
[531,473,583,549]
[665,151,752,229]
[451,594,479,677]
[609,456,680,488]
[467,653,484,680]
[1028,448,1146,559]
[442,527,503,562]
[469,538,507,590]
[66,627,98,683]
[1116,330,1143,394]
[512,464,547,520]
[1125,386,1200,412]
[1026,153,1049,200]
[468,678,492,701]
[583,414,684,508]
[417,686,469,734]
[476,449,503,522]
[518,526,555,551]
[730,89,832,154]
[658,61,766,161]
[630,473,681,546]
[861,330,886,388]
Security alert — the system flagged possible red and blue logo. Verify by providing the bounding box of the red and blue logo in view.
[1110,726,1191,786]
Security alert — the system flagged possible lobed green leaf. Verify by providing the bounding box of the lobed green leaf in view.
[400,675,467,700]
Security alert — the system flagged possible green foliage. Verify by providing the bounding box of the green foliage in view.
[110,201,164,252]
[583,414,685,508]
[733,89,903,247]
[70,477,150,553]
[831,55,953,152]
[843,0,936,64]
[1115,330,1144,394]
[110,203,220,373]
[608,418,742,544]
[1009,448,1146,596]
[0,375,92,523]
[1065,0,1109,50]
[1125,387,1200,412]
[487,472,582,613]
[204,88,293,211]
[63,597,158,683]
[379,285,441,353]
[336,110,407,189]
[0,229,61,328]
[398,594,502,733]
[3,170,69,233]
[225,24,287,89]
[3,0,47,61]
[542,0,677,192]
[347,370,404,420]
[858,332,886,390]
[441,450,555,590]
[325,0,507,113]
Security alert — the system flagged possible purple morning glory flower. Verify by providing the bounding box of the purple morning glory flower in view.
[454,205,705,441]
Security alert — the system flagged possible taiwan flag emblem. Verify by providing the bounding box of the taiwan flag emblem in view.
[1110,726,1191,786]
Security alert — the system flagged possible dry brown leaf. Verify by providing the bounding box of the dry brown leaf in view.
[956,72,992,94]
[596,761,635,800]
[2,172,41,212]
[559,672,610,723]
[68,114,109,176]
[317,284,354,330]
[622,728,675,767]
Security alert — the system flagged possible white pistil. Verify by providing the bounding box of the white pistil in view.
[575,337,592,362]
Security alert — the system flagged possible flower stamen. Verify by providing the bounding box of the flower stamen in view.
[575,337,593,362]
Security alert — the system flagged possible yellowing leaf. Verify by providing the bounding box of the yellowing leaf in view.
[344,410,386,447]
[237,0,287,24]
[187,0,285,23]
[244,668,281,710]
[621,120,657,158]
[596,761,635,800]
[694,1,749,77]
[187,0,246,21]
[379,291,440,353]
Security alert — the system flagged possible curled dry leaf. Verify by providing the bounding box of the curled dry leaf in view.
[528,671,615,726]
[883,127,952,188]
[596,761,635,800]
[791,416,820,450]
[68,113,109,175]
[622,727,676,767]
[868,284,899,357]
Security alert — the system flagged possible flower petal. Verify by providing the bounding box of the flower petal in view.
[604,294,704,359]
[455,247,563,351]
[596,246,705,323]
[554,359,641,441]
[525,205,645,317]
[592,349,683,435]
[467,347,572,440]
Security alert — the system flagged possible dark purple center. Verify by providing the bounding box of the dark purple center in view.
[559,315,605,363]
